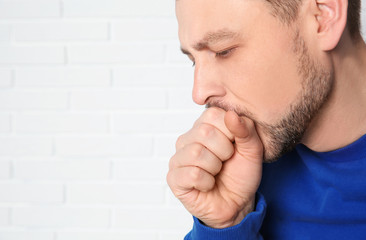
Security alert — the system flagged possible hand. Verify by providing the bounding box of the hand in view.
[167,107,264,228]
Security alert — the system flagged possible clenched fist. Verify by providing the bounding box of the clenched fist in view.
[167,107,264,229]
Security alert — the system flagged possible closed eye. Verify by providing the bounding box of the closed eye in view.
[215,47,236,58]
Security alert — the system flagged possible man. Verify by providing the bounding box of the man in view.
[167,0,366,239]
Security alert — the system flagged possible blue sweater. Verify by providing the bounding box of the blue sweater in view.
[185,135,366,239]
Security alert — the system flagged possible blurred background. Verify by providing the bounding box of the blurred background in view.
[0,0,365,239]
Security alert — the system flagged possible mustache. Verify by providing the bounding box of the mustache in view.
[205,100,256,121]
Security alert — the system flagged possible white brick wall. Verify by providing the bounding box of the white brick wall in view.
[0,183,63,203]
[12,207,110,228]
[0,232,54,240]
[0,0,60,18]
[16,67,111,87]
[14,159,110,180]
[0,46,65,64]
[12,21,109,41]
[0,0,364,239]
[62,0,174,17]
[0,208,10,226]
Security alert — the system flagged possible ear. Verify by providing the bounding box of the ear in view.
[314,0,348,51]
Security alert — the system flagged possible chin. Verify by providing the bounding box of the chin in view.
[256,124,303,163]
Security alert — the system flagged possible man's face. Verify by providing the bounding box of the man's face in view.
[176,0,333,162]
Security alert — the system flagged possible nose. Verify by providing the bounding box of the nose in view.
[192,61,225,105]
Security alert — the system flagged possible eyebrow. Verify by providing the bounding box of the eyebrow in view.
[180,29,239,55]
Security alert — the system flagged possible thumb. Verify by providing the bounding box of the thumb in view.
[224,111,263,160]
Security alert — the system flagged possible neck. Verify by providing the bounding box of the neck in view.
[301,33,366,152]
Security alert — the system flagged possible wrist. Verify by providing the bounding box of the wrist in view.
[231,200,255,226]
[205,198,256,229]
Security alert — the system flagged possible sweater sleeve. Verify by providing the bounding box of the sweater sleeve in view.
[184,193,266,240]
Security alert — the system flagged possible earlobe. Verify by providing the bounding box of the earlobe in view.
[315,0,347,51]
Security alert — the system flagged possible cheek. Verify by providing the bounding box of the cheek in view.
[228,38,303,122]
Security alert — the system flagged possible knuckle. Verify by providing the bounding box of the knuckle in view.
[197,123,215,138]
[204,107,222,122]
[188,143,204,159]
[166,171,182,197]
[166,170,174,187]
[190,166,203,183]
[168,155,176,170]
[175,134,185,150]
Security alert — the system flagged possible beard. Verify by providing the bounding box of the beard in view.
[207,30,334,163]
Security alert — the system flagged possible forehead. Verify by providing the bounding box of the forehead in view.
[175,0,268,44]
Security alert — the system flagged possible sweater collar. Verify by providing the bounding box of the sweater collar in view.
[295,134,366,162]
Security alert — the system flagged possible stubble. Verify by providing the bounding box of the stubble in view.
[208,30,334,163]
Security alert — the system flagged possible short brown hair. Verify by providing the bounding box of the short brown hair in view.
[266,0,361,39]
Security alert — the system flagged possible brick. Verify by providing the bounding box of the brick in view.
[14,160,110,180]
[67,44,164,64]
[0,157,13,161]
[0,0,60,18]
[113,19,177,41]
[112,112,200,134]
[154,135,178,158]
[12,207,110,227]
[113,66,193,87]
[160,232,189,240]
[15,67,110,87]
[70,89,166,110]
[0,208,9,226]
[0,183,63,203]
[166,186,188,207]
[67,183,165,204]
[0,24,11,41]
[0,137,53,156]
[113,160,167,182]
[0,161,11,179]
[57,232,157,240]
[63,0,174,17]
[0,46,64,64]
[0,231,54,240]
[0,114,11,132]
[0,69,12,87]
[13,21,109,41]
[0,91,68,110]
[15,113,109,134]
[168,88,203,109]
[167,43,192,64]
[55,136,153,157]
[114,207,192,230]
